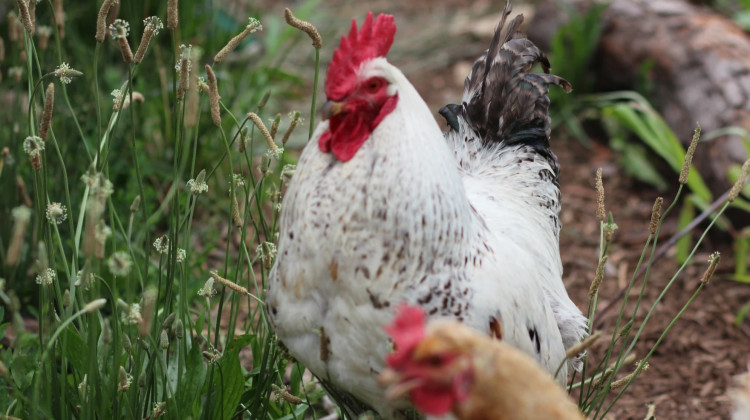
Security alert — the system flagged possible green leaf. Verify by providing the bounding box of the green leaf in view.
[275,405,311,420]
[194,311,205,340]
[207,334,253,420]
[176,342,207,417]
[736,302,750,325]
[62,325,87,374]
[730,197,750,213]
[618,143,669,190]
[289,362,303,396]
[735,10,750,29]
[0,306,6,342]
[728,164,750,200]
[596,92,712,201]
[9,354,36,391]
[549,3,607,93]
[250,334,262,369]
[734,230,749,279]
[689,194,732,231]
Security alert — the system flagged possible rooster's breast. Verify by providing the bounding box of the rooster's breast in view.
[266,122,478,414]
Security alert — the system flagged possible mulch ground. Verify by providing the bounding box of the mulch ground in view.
[555,137,750,420]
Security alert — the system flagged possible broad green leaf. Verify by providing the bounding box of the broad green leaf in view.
[275,404,310,420]
[734,230,749,279]
[207,334,253,420]
[598,92,712,201]
[0,306,6,342]
[9,354,36,391]
[176,342,207,417]
[689,194,732,231]
[289,362,303,396]
[736,302,750,325]
[250,334,262,369]
[728,164,750,200]
[194,311,205,340]
[617,142,669,190]
[62,325,88,374]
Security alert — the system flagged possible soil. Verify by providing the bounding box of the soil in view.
[554,136,750,420]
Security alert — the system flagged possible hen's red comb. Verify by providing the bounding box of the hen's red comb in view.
[325,12,396,100]
[384,304,426,368]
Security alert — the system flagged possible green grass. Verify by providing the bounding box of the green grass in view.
[0,1,328,418]
[571,173,735,419]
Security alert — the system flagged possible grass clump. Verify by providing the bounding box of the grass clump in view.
[0,1,329,418]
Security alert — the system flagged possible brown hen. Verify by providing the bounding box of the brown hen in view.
[381,304,585,420]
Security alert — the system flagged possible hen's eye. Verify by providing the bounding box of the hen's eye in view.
[425,355,443,366]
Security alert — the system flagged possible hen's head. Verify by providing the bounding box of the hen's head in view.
[380,305,475,416]
[319,12,400,161]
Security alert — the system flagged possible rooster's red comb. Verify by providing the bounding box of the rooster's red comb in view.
[325,12,396,100]
[385,304,426,368]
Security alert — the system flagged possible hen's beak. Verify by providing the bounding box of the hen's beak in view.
[378,368,423,400]
[322,100,345,120]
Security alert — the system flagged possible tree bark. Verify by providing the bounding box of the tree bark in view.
[528,0,750,193]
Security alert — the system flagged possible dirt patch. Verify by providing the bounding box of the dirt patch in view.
[556,138,750,420]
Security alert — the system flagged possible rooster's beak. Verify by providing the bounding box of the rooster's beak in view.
[378,368,423,400]
[322,100,345,120]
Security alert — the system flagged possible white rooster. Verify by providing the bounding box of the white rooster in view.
[266,3,587,418]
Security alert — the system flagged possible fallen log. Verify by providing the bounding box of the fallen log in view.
[528,0,750,193]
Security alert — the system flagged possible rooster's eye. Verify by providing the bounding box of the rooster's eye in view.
[366,78,383,92]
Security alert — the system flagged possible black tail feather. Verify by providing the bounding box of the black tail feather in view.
[442,1,571,156]
[439,104,463,132]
